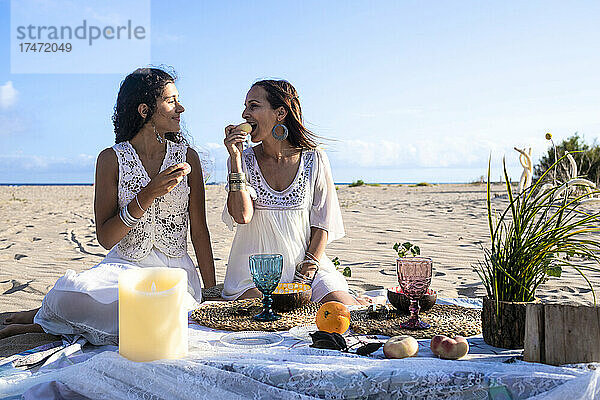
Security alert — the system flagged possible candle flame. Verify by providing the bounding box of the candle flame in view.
[151,281,157,292]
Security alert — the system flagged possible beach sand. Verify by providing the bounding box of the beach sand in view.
[1,184,599,356]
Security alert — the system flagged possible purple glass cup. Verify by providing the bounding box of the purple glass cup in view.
[397,257,432,329]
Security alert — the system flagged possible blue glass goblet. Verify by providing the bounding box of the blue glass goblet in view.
[249,254,284,321]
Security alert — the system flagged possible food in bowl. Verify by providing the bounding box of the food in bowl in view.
[272,283,312,312]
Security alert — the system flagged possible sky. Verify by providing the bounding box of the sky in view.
[1,0,599,184]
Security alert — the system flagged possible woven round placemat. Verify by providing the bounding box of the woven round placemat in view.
[190,298,321,332]
[191,299,481,338]
[202,284,224,300]
[350,304,481,339]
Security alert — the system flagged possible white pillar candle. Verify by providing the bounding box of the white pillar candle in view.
[118,267,188,362]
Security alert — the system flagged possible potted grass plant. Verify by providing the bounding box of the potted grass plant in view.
[475,155,600,349]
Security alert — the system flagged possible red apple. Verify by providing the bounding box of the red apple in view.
[430,335,469,359]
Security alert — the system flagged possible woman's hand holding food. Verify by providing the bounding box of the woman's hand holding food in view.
[224,123,252,161]
[137,163,191,210]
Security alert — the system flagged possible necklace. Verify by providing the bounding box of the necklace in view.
[258,145,300,162]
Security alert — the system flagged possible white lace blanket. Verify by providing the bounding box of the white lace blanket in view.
[2,298,600,399]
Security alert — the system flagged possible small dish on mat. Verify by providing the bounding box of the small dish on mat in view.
[220,331,283,348]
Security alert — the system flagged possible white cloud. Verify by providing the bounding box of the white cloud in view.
[0,81,18,109]
[0,153,95,171]
[0,153,97,183]
[328,136,549,170]
[202,142,229,163]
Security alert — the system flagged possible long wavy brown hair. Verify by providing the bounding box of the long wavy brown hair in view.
[252,80,319,149]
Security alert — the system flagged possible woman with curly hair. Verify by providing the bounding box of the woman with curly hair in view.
[222,80,359,305]
[0,68,216,343]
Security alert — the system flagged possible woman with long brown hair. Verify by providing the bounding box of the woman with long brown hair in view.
[222,80,358,304]
[1,68,216,342]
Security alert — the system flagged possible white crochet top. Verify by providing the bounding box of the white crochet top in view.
[112,140,190,261]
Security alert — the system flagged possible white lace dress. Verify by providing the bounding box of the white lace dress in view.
[34,140,203,345]
[221,146,348,302]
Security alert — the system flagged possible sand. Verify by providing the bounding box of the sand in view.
[1,183,599,356]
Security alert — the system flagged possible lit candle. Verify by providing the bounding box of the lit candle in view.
[118,267,188,362]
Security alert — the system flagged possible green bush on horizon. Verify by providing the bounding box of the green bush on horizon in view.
[349,179,365,187]
[534,133,600,185]
[410,182,431,187]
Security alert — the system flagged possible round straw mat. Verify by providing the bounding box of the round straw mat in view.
[350,304,481,339]
[191,299,481,338]
[191,298,320,332]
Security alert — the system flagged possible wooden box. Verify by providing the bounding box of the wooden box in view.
[523,303,600,365]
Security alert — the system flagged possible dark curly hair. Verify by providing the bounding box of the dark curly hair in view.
[252,80,319,149]
[112,67,186,144]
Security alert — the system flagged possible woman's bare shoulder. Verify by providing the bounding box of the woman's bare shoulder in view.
[96,147,118,178]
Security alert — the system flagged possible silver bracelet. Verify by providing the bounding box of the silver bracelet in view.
[124,204,139,226]
[304,251,319,262]
[229,182,247,192]
[293,260,319,286]
[119,204,139,228]
[119,208,135,228]
[118,209,131,227]
[134,195,146,212]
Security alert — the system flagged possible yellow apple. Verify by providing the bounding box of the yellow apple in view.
[383,335,419,359]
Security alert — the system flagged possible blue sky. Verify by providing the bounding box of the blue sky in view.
[1,0,599,183]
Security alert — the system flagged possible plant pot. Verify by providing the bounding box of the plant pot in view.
[482,297,534,349]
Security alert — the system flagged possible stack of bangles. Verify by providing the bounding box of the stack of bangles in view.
[229,172,247,192]
[119,195,146,228]
[294,251,320,286]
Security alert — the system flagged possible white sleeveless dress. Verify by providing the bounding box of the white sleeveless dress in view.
[221,146,349,302]
[34,140,203,345]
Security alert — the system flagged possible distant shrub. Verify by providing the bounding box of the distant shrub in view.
[349,179,365,187]
[534,133,600,185]
[412,182,431,187]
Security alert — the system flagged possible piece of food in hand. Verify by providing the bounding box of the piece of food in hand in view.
[383,335,419,359]
[171,162,192,176]
[237,122,252,133]
[315,301,350,334]
[430,335,469,359]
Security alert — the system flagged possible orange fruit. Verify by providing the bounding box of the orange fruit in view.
[315,301,350,334]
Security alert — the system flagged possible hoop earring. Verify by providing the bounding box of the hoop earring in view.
[271,124,288,141]
[153,123,166,144]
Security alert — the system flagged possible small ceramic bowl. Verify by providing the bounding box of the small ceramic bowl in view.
[387,286,437,312]
[272,283,312,312]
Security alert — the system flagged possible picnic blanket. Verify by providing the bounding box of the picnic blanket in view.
[1,297,599,399]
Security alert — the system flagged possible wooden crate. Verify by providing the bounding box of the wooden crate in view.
[523,303,600,365]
